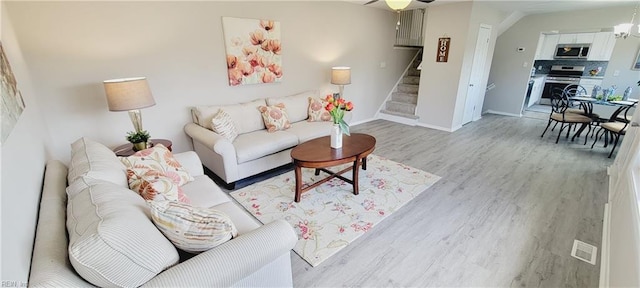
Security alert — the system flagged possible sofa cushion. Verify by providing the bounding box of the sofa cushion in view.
[308,97,332,122]
[68,137,127,187]
[66,178,179,287]
[234,130,298,164]
[182,175,232,208]
[194,99,266,134]
[211,109,239,142]
[286,121,333,143]
[147,200,238,253]
[266,90,318,123]
[210,201,262,235]
[259,103,292,133]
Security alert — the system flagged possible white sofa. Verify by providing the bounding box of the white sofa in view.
[185,90,332,187]
[28,138,297,287]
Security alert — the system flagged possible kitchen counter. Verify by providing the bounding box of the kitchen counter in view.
[580,75,604,79]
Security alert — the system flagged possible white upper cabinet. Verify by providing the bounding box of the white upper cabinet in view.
[588,32,617,61]
[558,33,595,44]
[537,34,559,60]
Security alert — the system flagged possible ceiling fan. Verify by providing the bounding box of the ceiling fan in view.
[364,0,435,5]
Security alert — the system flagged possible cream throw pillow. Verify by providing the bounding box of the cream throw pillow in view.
[211,109,239,141]
[258,103,292,132]
[147,200,238,253]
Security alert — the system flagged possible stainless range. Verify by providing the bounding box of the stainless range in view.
[540,65,584,104]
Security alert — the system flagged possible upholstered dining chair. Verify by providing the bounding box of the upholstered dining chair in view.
[591,105,633,158]
[541,88,593,144]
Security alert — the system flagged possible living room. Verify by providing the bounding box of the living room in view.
[2,0,639,286]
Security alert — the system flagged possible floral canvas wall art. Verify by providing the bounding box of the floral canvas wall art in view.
[1,42,26,143]
[222,17,282,86]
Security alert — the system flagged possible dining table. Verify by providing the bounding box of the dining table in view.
[568,96,637,141]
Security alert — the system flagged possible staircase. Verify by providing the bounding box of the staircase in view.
[379,50,422,124]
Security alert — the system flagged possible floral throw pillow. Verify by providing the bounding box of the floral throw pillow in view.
[120,144,194,202]
[258,103,291,132]
[210,109,238,142]
[126,171,190,203]
[308,97,331,122]
[147,200,238,253]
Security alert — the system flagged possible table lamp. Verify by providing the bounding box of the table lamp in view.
[331,67,351,100]
[103,77,155,133]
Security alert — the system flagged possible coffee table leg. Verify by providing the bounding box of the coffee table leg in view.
[363,157,367,170]
[315,168,320,176]
[295,165,302,202]
[352,159,359,195]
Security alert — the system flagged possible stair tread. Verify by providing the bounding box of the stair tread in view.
[387,100,416,106]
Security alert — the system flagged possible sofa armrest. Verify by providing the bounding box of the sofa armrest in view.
[184,123,239,182]
[173,151,204,177]
[143,220,297,287]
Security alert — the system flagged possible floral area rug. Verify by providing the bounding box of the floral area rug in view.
[229,154,440,267]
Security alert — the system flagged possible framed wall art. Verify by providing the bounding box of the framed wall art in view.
[222,17,282,86]
[1,42,26,143]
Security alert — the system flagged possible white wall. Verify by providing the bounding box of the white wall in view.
[1,2,53,282]
[5,1,415,163]
[415,1,503,131]
[485,4,640,116]
[2,1,414,283]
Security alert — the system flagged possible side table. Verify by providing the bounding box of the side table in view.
[113,139,172,157]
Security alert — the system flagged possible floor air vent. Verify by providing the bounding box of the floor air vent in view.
[571,240,597,265]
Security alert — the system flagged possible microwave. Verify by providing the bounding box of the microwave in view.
[554,44,590,59]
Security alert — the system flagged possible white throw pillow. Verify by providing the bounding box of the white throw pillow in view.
[210,109,239,141]
[68,137,127,187]
[66,179,179,287]
[147,200,238,253]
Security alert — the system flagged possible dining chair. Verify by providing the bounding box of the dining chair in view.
[563,84,599,117]
[591,105,633,158]
[541,88,593,144]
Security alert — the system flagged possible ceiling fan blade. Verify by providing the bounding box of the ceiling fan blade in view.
[416,0,435,3]
[364,0,379,5]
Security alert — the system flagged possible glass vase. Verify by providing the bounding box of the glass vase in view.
[330,124,342,149]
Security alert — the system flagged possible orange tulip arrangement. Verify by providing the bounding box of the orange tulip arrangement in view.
[324,94,354,135]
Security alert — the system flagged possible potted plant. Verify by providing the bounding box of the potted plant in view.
[126,130,151,151]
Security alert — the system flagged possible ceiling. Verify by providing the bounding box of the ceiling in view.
[349,0,638,15]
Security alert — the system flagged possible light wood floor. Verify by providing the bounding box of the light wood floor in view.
[289,115,612,287]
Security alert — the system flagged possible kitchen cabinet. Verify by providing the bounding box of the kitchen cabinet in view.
[536,34,559,60]
[528,76,546,107]
[558,33,595,44]
[580,78,603,95]
[588,32,616,61]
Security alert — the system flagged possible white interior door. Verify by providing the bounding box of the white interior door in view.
[463,24,492,124]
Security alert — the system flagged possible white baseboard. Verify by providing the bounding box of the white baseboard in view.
[377,113,418,126]
[484,110,523,118]
[350,118,377,126]
[415,122,454,132]
[599,203,610,288]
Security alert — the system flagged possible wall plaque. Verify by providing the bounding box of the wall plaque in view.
[436,37,450,63]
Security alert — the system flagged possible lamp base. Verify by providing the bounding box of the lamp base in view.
[128,109,144,132]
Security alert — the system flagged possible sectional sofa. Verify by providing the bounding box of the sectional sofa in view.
[28,138,297,286]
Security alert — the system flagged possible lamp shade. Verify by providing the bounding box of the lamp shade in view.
[385,0,411,11]
[103,77,155,111]
[331,67,351,85]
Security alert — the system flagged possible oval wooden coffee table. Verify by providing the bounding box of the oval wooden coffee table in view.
[290,133,376,202]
